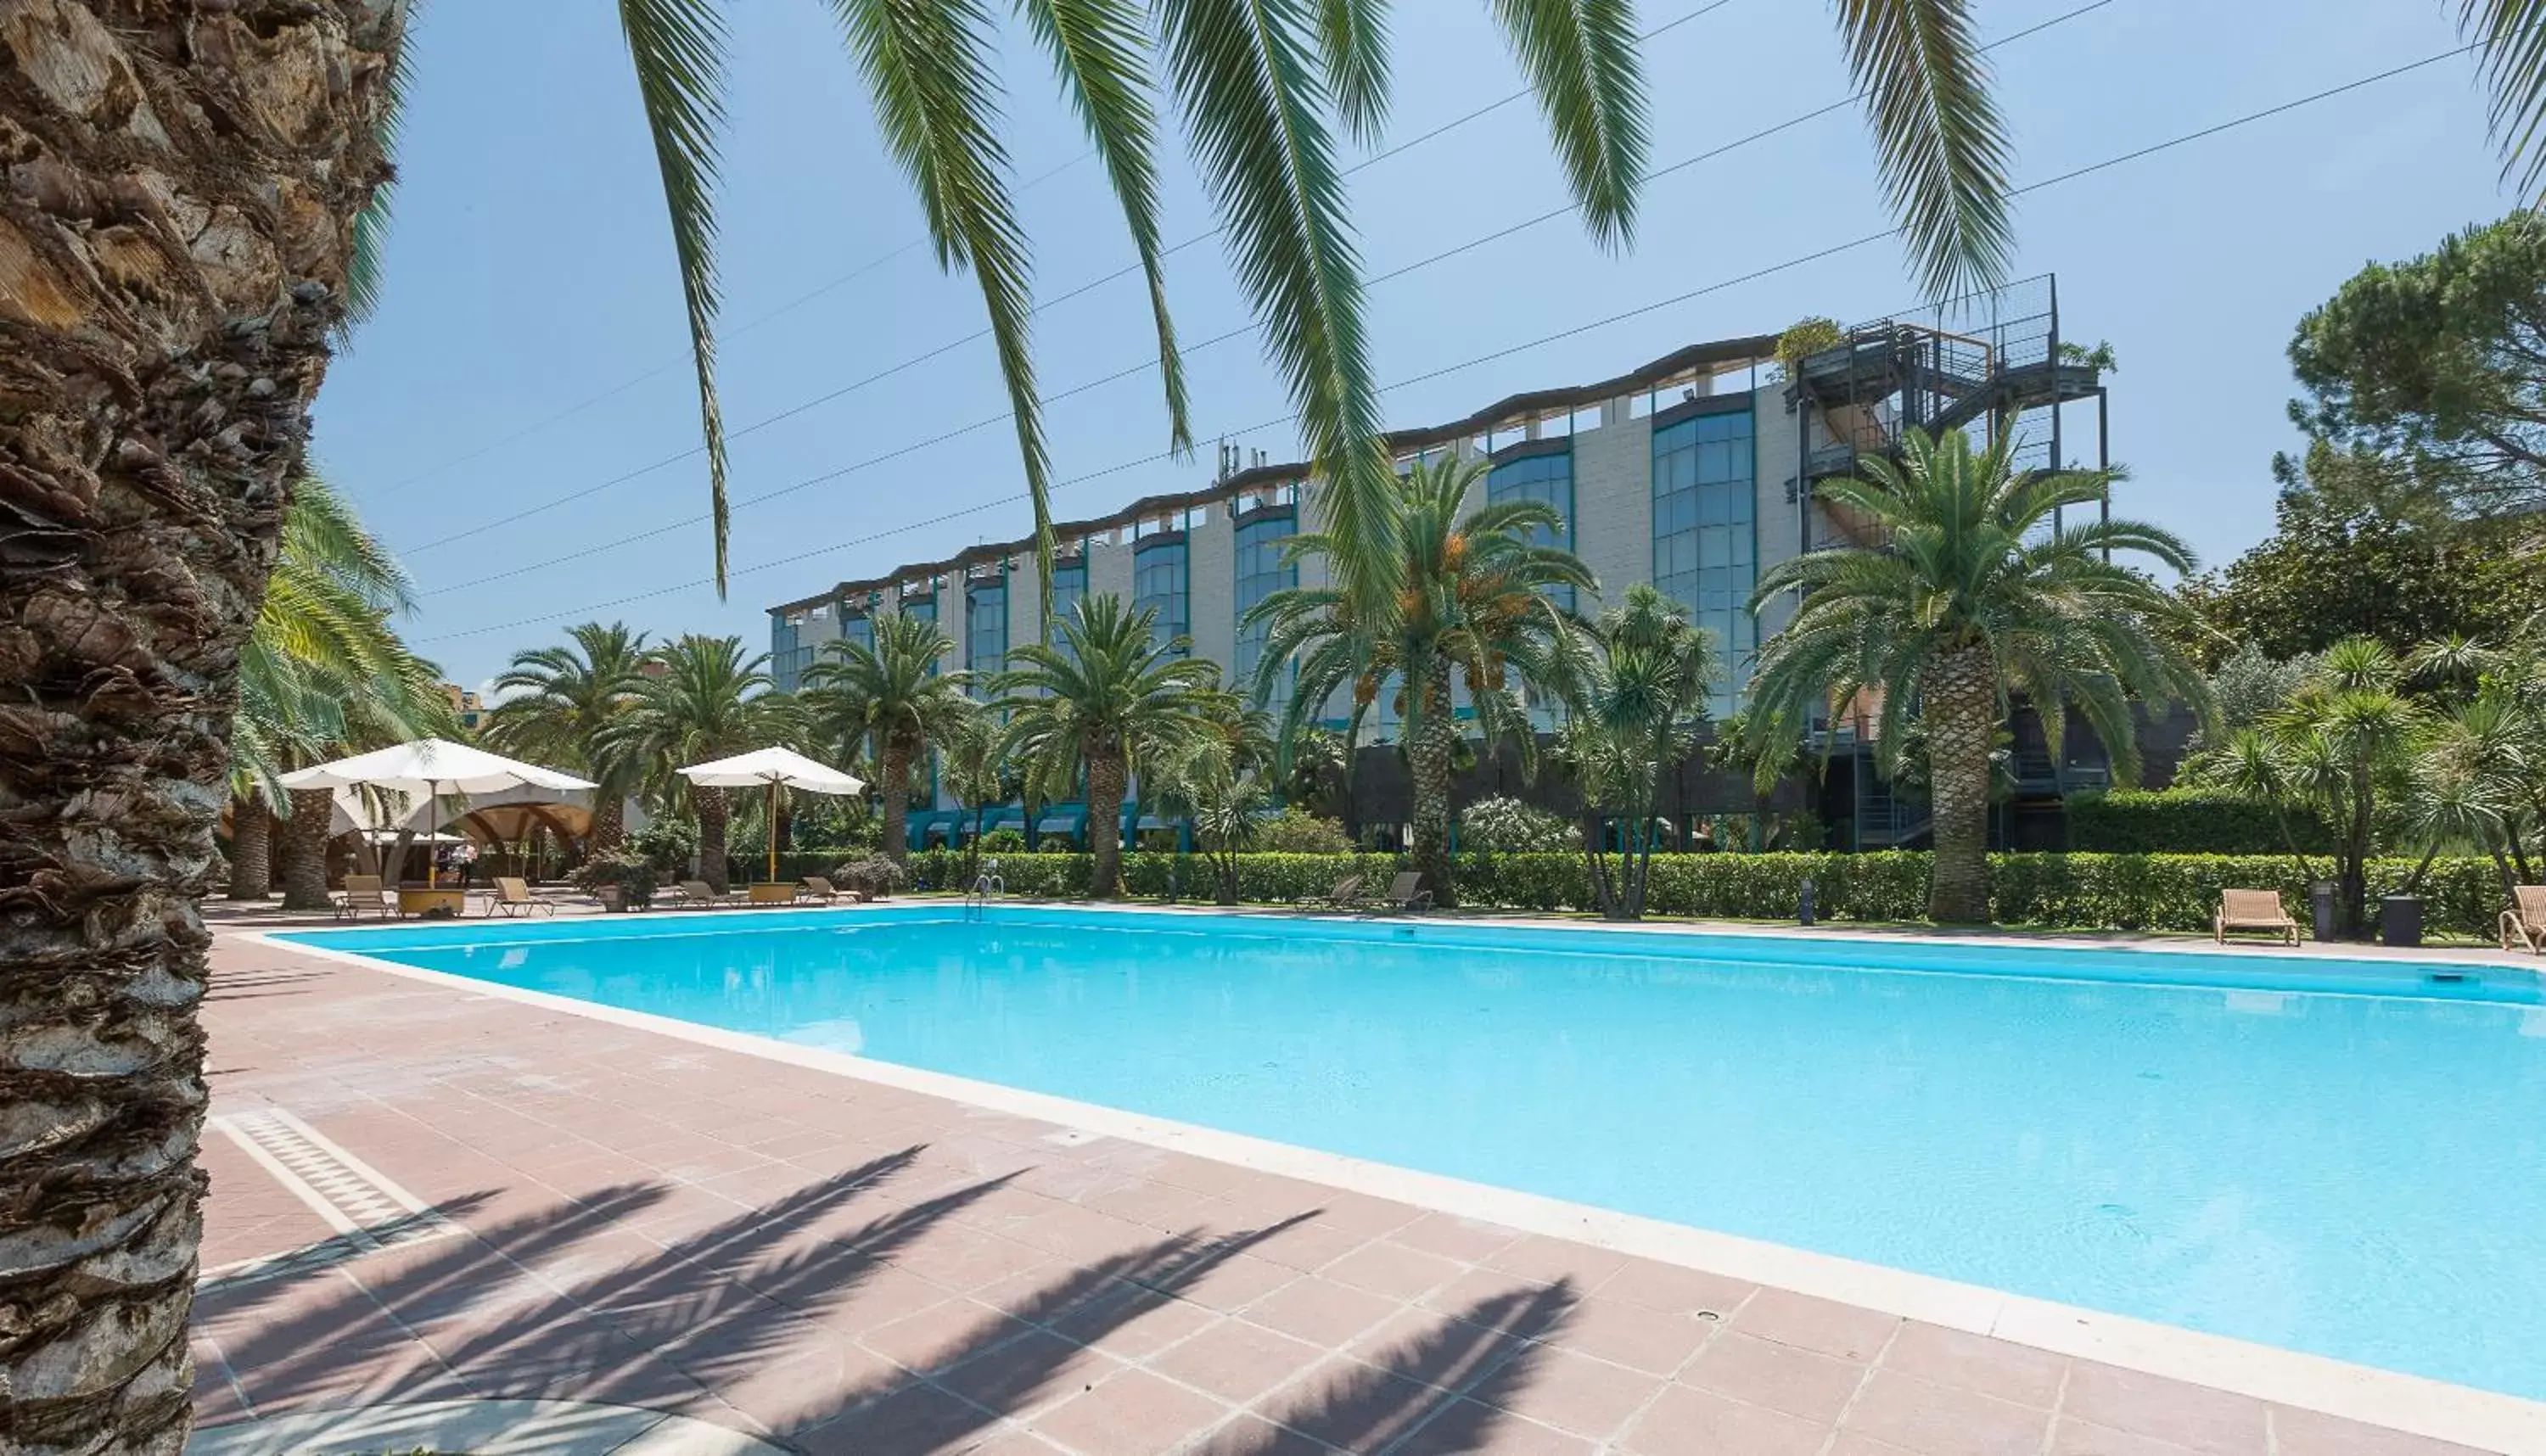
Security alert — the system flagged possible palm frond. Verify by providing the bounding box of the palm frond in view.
[1019,0,1192,478]
[1153,0,1393,611]
[1316,0,1390,142]
[344,0,424,333]
[619,0,734,591]
[2462,0,2546,199]
[1486,0,1647,249]
[1831,0,2012,300]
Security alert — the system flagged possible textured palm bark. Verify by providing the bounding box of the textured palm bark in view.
[1405,658,1457,909]
[1085,748,1127,899]
[1923,643,1998,924]
[275,787,332,911]
[0,5,395,1450]
[879,737,912,865]
[222,796,268,899]
[588,787,626,857]
[696,789,730,893]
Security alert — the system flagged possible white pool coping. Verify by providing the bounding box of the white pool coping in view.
[245,913,2546,1453]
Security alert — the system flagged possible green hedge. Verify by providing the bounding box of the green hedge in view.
[762,847,2509,938]
[2065,790,2334,855]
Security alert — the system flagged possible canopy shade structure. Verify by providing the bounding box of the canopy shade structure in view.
[677,748,865,884]
[281,739,594,888]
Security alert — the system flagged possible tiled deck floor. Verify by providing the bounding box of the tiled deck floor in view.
[193,927,2502,1455]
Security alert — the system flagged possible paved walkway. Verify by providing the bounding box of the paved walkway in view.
[190,926,2513,1454]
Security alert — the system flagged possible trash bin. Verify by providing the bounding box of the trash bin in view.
[2381,894,2423,949]
[2309,880,2338,943]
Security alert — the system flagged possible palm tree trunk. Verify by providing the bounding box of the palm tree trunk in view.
[698,789,731,893]
[1087,749,1128,899]
[227,797,273,899]
[589,788,627,856]
[0,8,395,1449]
[1924,643,1999,923]
[881,739,912,865]
[278,788,335,911]
[1406,660,1460,909]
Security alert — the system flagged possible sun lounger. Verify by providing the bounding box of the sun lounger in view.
[2503,886,2546,955]
[333,874,390,921]
[2215,888,2301,945]
[1299,874,1363,910]
[800,876,866,904]
[487,876,555,918]
[667,880,740,909]
[1370,871,1433,915]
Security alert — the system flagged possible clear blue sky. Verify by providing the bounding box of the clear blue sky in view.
[317,0,2516,692]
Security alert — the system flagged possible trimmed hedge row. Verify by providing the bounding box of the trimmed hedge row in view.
[850,848,2513,938]
[2065,790,2334,855]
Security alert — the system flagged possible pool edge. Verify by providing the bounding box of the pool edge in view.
[244,924,2546,1454]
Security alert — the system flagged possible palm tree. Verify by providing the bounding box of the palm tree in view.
[483,623,653,854]
[231,475,449,911]
[994,596,1228,898]
[1747,428,2207,924]
[1556,584,1723,920]
[1247,455,1591,906]
[604,635,779,893]
[801,614,974,865]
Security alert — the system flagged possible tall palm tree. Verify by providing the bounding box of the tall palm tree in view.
[801,614,975,865]
[994,596,1229,898]
[1556,584,1723,920]
[1747,428,2207,923]
[484,623,653,854]
[230,475,448,910]
[1248,455,1591,906]
[603,635,778,892]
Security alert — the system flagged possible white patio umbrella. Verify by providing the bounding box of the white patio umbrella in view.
[676,747,865,885]
[279,738,596,888]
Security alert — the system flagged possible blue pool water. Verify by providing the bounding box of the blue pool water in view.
[282,906,2546,1399]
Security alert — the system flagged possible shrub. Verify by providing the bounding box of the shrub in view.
[977,828,1028,854]
[1254,808,1354,855]
[569,852,659,908]
[831,853,907,899]
[627,819,697,872]
[1460,796,1577,853]
[2067,789,2333,854]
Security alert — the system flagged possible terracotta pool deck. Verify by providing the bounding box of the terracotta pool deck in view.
[190,908,2532,1454]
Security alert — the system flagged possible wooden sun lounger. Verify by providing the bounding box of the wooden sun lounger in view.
[333,874,390,921]
[2503,885,2546,955]
[2215,888,2301,945]
[488,876,555,918]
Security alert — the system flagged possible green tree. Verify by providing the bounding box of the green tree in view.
[2288,211,2546,518]
[940,712,1018,887]
[1247,455,1592,906]
[2173,446,2546,665]
[1747,428,2207,923]
[801,614,975,865]
[1556,584,1722,919]
[1150,733,1270,904]
[605,635,779,893]
[483,623,653,854]
[2201,638,2425,938]
[994,596,1227,898]
[230,474,449,911]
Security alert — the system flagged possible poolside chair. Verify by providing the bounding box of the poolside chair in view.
[2215,888,2301,946]
[1371,871,1433,915]
[666,880,739,909]
[1299,874,1363,910]
[799,876,866,905]
[487,876,555,918]
[2503,886,2546,955]
[333,874,387,921]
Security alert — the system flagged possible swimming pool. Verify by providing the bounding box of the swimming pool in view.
[280,905,2546,1400]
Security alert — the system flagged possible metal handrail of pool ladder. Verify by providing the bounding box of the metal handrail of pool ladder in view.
[965,859,1005,921]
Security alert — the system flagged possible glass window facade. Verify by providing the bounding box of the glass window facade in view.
[1133,539,1188,653]
[1653,407,1758,714]
[840,611,874,658]
[1233,510,1297,708]
[966,576,1007,681]
[1487,447,1575,614]
[770,615,810,693]
[1047,556,1088,628]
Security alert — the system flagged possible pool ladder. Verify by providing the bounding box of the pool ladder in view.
[964,859,1005,921]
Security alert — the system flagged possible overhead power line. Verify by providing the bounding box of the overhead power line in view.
[390,0,1747,554]
[412,0,2111,597]
[418,39,2476,648]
